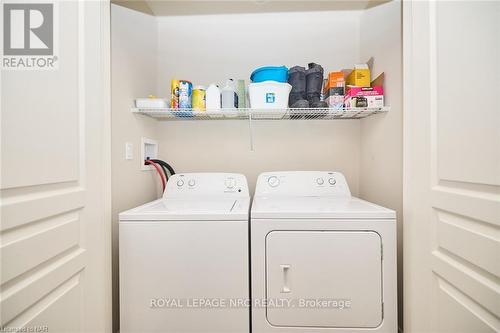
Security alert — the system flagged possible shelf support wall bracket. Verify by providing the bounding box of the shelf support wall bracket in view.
[248,111,254,151]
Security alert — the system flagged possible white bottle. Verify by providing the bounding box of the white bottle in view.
[221,79,238,109]
[205,84,221,111]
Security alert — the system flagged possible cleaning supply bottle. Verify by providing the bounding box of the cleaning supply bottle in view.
[236,79,246,108]
[221,79,238,109]
[206,84,221,110]
[192,85,206,111]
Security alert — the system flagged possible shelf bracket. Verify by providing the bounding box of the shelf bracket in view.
[248,111,254,151]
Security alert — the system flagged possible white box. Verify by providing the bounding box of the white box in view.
[248,81,291,109]
[135,98,168,108]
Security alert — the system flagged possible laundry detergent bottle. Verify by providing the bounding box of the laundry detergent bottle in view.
[221,79,238,109]
[206,84,221,111]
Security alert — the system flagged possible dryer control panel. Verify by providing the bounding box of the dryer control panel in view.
[164,173,249,198]
[255,171,351,197]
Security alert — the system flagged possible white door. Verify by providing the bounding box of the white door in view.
[404,1,500,332]
[266,231,382,328]
[1,1,111,332]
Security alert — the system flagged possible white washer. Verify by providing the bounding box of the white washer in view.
[251,171,397,333]
[119,173,250,333]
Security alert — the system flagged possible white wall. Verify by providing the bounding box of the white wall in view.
[156,10,361,92]
[111,5,159,332]
[359,0,403,329]
[156,120,361,194]
[155,10,363,194]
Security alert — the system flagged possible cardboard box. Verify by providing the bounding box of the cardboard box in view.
[345,64,370,87]
[323,71,345,109]
[344,73,384,108]
[325,90,344,109]
[325,71,345,91]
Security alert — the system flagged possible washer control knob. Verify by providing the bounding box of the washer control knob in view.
[268,176,280,187]
[188,179,196,187]
[316,178,325,185]
[328,178,337,185]
[225,178,235,189]
[176,179,184,187]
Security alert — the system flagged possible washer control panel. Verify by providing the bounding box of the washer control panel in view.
[267,176,281,188]
[165,173,249,198]
[255,171,351,197]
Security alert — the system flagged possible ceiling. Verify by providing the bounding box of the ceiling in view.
[111,0,393,16]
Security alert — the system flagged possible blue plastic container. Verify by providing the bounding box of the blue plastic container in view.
[250,66,288,83]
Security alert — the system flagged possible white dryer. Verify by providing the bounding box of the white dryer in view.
[119,173,250,333]
[251,171,397,333]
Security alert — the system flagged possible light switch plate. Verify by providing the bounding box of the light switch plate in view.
[125,142,133,160]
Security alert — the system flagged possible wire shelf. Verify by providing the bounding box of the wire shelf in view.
[131,107,389,120]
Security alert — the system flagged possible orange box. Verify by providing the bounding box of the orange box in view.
[324,71,345,91]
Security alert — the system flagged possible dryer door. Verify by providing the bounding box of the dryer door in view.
[266,230,383,328]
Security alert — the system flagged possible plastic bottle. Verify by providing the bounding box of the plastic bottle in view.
[236,79,246,108]
[206,84,221,110]
[221,79,238,109]
[192,85,206,111]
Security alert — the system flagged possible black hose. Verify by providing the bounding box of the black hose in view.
[159,164,169,181]
[150,159,176,179]
[145,158,172,181]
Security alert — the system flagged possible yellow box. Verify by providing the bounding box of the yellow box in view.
[346,64,371,87]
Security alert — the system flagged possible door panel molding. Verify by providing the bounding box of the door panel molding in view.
[437,277,499,332]
[432,186,500,226]
[432,249,500,318]
[1,249,85,325]
[1,185,85,233]
[5,274,82,330]
[435,210,500,276]
[1,216,81,284]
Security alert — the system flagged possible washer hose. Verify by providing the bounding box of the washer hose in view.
[148,159,176,181]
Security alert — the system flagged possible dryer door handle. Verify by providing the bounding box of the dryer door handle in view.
[280,264,291,293]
